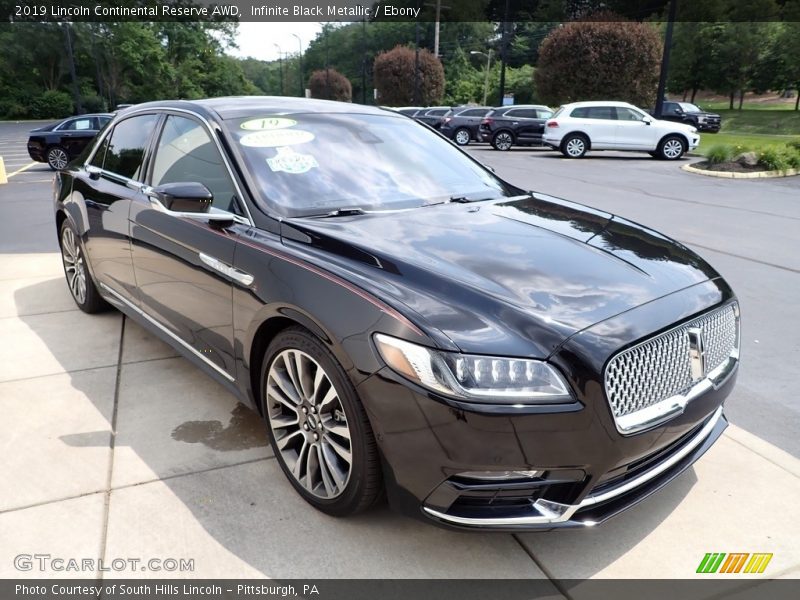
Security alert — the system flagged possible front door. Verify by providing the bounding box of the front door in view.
[614,107,658,150]
[130,113,250,380]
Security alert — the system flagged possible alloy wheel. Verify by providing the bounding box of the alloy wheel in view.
[565,137,586,157]
[61,227,87,304]
[48,147,69,170]
[494,132,513,150]
[662,138,684,159]
[266,349,353,499]
[455,129,470,146]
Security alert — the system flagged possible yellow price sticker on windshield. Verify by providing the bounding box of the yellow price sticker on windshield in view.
[240,117,297,131]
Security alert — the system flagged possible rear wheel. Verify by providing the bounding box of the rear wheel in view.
[260,327,382,516]
[658,135,687,160]
[47,146,69,170]
[561,134,588,158]
[454,128,471,146]
[491,131,514,151]
[59,221,108,313]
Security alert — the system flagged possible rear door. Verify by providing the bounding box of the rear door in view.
[71,113,161,305]
[580,106,617,148]
[129,112,251,380]
[58,116,101,158]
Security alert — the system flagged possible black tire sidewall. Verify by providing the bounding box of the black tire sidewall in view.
[259,328,380,516]
[659,135,686,160]
[48,146,67,170]
[561,134,587,158]
[59,220,107,313]
[492,131,513,150]
[454,128,470,146]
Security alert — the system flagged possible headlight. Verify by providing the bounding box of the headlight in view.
[374,333,572,404]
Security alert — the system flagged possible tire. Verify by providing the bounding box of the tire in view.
[491,131,514,151]
[47,146,69,171]
[453,128,471,146]
[260,327,382,517]
[657,135,687,160]
[59,220,108,313]
[560,133,588,158]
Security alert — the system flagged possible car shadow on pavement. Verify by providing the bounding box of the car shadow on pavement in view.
[12,276,699,579]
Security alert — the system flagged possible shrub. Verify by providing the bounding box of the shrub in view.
[706,144,733,164]
[374,45,445,106]
[784,145,800,169]
[788,140,800,152]
[757,147,792,172]
[80,95,107,113]
[31,91,73,119]
[307,69,352,102]
[534,13,662,106]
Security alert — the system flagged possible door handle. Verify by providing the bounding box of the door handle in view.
[199,253,254,286]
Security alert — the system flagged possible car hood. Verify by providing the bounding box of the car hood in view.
[282,194,719,357]
[687,110,720,118]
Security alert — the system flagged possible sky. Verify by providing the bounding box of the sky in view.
[229,22,325,61]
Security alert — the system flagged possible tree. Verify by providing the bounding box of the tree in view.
[308,69,352,102]
[534,16,663,107]
[373,45,444,106]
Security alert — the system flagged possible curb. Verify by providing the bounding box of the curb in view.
[682,162,800,179]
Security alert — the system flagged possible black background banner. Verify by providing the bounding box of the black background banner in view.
[2,579,799,600]
[1,0,798,23]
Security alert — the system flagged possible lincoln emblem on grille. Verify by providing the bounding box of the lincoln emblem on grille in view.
[687,327,706,381]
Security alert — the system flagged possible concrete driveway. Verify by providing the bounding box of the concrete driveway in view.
[0,124,798,587]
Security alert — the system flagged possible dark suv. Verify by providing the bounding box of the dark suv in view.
[479,105,554,150]
[439,106,491,146]
[656,101,721,133]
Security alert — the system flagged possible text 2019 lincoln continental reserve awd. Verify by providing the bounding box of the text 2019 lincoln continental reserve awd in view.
[53,98,739,530]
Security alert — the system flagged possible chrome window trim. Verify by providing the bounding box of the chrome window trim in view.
[423,405,724,528]
[99,283,235,383]
[83,106,255,227]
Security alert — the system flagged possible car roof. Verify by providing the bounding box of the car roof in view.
[492,104,551,110]
[561,101,636,108]
[118,97,392,120]
[62,113,113,120]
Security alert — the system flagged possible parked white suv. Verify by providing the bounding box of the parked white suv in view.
[543,101,700,160]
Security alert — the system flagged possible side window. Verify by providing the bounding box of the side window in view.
[463,109,487,117]
[536,109,554,119]
[70,118,94,131]
[587,106,616,120]
[571,107,589,118]
[616,107,645,121]
[102,114,160,180]
[151,115,239,214]
[664,103,679,115]
[89,136,109,168]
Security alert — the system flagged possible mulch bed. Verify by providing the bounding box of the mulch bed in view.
[690,160,766,173]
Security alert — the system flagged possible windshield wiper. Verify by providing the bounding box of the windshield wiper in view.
[317,208,367,218]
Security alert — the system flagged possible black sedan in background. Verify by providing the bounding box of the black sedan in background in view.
[439,106,491,146]
[479,104,553,150]
[54,97,739,530]
[413,106,452,129]
[28,113,112,170]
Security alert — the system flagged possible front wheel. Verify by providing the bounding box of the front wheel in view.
[491,131,514,151]
[454,128,471,146]
[658,135,687,160]
[59,221,108,313]
[261,327,383,516]
[47,146,69,170]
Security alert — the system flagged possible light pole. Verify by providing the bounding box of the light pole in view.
[471,50,493,106]
[291,33,304,97]
[273,43,284,96]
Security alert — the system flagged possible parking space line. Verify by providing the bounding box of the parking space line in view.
[7,162,36,178]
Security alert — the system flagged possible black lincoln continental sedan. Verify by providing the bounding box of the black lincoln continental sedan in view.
[54,97,739,530]
[28,113,113,170]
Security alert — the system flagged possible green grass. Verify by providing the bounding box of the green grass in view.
[698,100,798,111]
[695,132,800,156]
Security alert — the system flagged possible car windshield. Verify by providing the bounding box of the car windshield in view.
[678,103,702,112]
[226,112,514,217]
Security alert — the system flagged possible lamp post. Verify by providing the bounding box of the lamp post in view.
[471,50,493,106]
[291,33,304,97]
[273,43,284,96]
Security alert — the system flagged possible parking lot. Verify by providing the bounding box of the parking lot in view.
[1,121,798,585]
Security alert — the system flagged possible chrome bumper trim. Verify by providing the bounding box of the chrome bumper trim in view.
[423,406,724,528]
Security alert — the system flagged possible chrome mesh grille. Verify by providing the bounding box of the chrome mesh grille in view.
[604,304,738,419]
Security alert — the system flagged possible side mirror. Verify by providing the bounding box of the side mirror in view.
[149,182,213,213]
[643,116,653,125]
